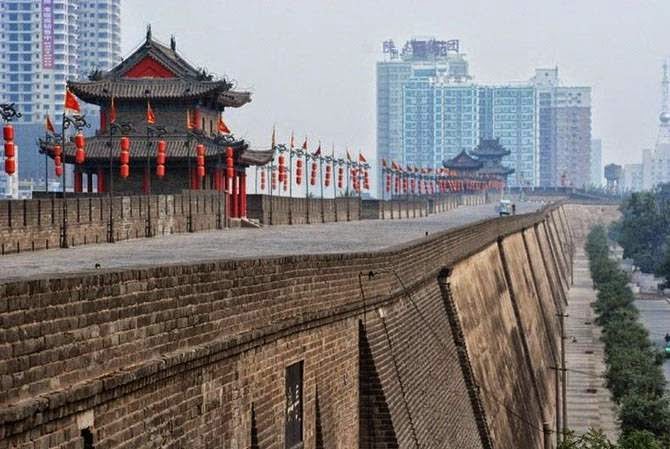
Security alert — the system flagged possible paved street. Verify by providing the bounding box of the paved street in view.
[635,299,670,383]
[0,202,539,283]
[565,250,619,440]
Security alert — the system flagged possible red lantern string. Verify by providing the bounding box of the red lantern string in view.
[3,124,16,175]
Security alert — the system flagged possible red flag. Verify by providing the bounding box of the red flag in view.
[218,117,231,134]
[271,126,276,148]
[313,142,321,156]
[146,101,156,124]
[346,149,352,161]
[64,89,80,113]
[381,159,387,168]
[290,131,295,149]
[45,115,55,133]
[358,153,367,163]
[302,138,308,150]
[109,97,117,124]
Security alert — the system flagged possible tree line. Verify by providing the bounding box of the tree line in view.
[609,186,670,286]
[562,226,670,448]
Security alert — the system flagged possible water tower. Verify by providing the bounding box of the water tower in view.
[604,163,623,194]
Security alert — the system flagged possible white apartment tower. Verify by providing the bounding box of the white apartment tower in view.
[0,0,121,184]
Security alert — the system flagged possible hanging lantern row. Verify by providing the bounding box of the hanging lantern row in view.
[119,136,130,178]
[324,164,332,188]
[295,159,303,186]
[196,144,206,179]
[259,169,266,191]
[272,169,278,190]
[74,132,86,165]
[3,124,16,175]
[156,140,166,178]
[225,146,234,193]
[278,154,286,183]
[310,160,318,186]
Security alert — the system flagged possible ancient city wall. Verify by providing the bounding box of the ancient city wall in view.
[0,192,225,255]
[0,201,602,449]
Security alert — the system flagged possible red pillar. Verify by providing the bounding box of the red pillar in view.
[231,174,239,218]
[239,173,247,218]
[97,168,105,193]
[74,170,83,193]
[142,170,149,194]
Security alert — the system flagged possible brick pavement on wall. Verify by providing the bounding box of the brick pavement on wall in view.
[0,201,615,449]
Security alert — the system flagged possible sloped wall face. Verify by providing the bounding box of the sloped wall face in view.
[563,204,620,243]
[360,281,485,449]
[448,243,546,449]
[499,233,561,435]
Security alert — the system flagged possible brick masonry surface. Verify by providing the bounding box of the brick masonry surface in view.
[0,202,614,449]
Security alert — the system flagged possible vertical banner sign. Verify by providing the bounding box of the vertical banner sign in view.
[42,0,55,69]
[284,361,303,448]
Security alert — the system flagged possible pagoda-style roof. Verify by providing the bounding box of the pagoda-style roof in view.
[471,138,511,158]
[69,27,251,110]
[68,79,250,107]
[443,150,483,170]
[477,163,515,177]
[39,135,274,167]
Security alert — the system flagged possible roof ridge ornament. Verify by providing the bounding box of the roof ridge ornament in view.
[146,24,152,43]
[170,35,176,52]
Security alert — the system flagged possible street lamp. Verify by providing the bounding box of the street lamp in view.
[60,113,90,248]
[106,120,134,242]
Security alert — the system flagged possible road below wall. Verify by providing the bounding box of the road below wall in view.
[0,202,540,282]
[635,299,670,384]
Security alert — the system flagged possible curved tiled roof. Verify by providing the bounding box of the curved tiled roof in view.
[442,150,483,170]
[471,138,511,158]
[68,79,251,108]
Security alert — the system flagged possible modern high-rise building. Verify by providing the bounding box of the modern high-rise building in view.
[0,0,121,184]
[377,38,471,191]
[531,68,592,188]
[590,139,602,187]
[623,163,643,192]
[376,40,591,193]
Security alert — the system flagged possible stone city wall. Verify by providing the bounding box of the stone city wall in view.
[0,192,225,255]
[0,202,603,449]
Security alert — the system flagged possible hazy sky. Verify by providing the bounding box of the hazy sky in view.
[122,0,670,166]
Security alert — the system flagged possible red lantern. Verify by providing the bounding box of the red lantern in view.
[120,164,129,178]
[157,152,166,165]
[54,164,63,178]
[75,148,85,164]
[272,169,277,190]
[260,170,266,191]
[3,124,14,141]
[226,146,234,192]
[4,157,16,175]
[54,145,62,157]
[310,161,318,186]
[295,158,303,185]
[54,155,62,167]
[158,140,167,154]
[4,142,15,158]
[278,154,285,182]
[119,151,129,165]
[120,137,130,152]
[337,166,344,189]
[156,165,165,178]
[197,165,205,178]
[324,164,332,187]
[74,133,85,149]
